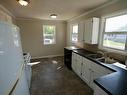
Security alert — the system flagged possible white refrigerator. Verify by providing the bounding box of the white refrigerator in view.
[0,22,30,95]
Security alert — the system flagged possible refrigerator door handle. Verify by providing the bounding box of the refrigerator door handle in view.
[9,79,19,95]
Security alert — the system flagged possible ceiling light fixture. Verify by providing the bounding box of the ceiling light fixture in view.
[50,14,57,19]
[17,0,30,6]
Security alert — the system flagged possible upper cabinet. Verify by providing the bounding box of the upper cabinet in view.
[76,17,99,44]
[78,21,85,42]
[0,10,13,23]
[84,17,99,44]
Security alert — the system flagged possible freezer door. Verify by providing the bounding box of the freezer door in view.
[0,22,24,95]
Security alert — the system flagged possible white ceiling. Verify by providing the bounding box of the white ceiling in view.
[0,0,111,20]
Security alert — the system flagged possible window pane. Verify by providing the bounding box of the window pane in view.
[71,25,78,42]
[103,34,127,50]
[43,25,55,45]
[105,14,127,32]
[73,25,78,33]
[72,33,78,42]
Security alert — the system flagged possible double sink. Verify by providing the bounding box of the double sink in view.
[87,53,117,64]
[86,52,127,71]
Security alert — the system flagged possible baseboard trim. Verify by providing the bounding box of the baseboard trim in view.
[31,54,64,59]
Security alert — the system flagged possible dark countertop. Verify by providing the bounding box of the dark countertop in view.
[72,49,127,95]
[64,46,81,50]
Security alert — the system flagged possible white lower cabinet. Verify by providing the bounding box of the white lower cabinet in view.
[72,52,113,92]
[90,61,110,89]
[89,69,105,89]
[94,84,108,95]
[82,58,91,85]
[76,54,83,76]
[72,52,77,73]
[72,52,82,77]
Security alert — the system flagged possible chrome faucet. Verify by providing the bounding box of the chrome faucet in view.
[97,51,104,56]
[97,51,109,58]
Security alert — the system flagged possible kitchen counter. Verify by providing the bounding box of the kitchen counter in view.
[72,49,127,95]
[64,46,80,50]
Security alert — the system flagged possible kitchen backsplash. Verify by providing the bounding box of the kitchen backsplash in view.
[76,42,126,64]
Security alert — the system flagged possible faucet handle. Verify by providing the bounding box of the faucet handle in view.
[97,51,105,56]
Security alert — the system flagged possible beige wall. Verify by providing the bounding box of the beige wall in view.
[16,19,67,58]
[67,0,127,62]
[0,4,15,23]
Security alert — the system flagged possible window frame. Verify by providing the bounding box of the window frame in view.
[70,23,79,43]
[99,11,127,54]
[43,25,56,45]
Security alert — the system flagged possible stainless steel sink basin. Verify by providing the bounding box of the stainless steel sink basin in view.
[113,62,127,70]
[96,57,117,64]
[87,52,118,64]
[87,54,103,59]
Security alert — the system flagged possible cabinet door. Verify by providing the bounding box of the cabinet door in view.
[76,55,83,76]
[94,84,108,95]
[78,21,85,42]
[84,19,93,44]
[84,18,99,44]
[105,68,113,75]
[82,58,92,84]
[82,62,91,85]
[72,53,77,72]
[72,53,83,77]
[71,52,75,71]
[90,70,104,89]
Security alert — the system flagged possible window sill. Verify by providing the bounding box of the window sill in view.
[43,43,56,45]
[98,45,127,55]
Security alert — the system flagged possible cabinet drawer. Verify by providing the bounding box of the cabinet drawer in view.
[94,84,108,95]
[91,62,106,73]
[105,68,114,75]
[77,54,83,62]
[83,57,92,69]
[72,52,77,58]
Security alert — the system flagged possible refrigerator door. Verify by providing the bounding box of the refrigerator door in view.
[0,22,24,95]
[25,64,32,88]
[11,66,30,95]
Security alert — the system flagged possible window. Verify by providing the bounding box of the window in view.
[43,25,56,45]
[71,24,78,43]
[102,14,127,51]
